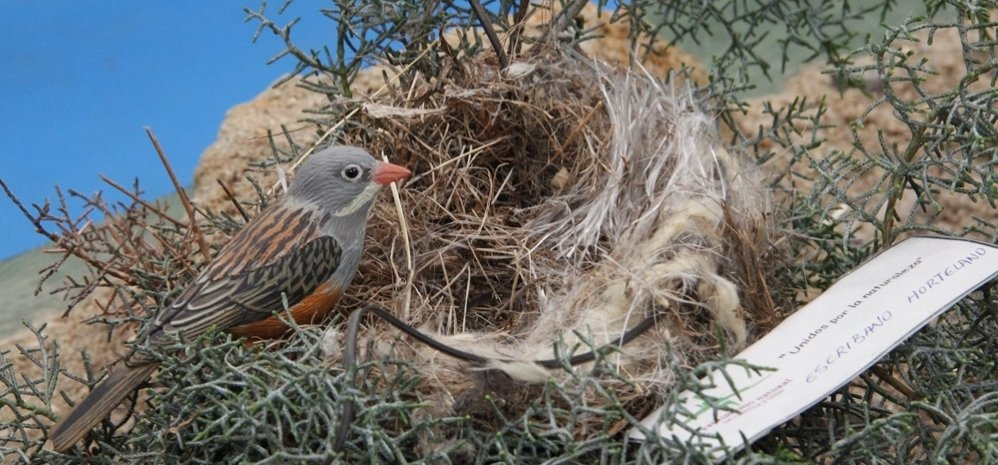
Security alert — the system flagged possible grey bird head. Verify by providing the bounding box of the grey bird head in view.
[286,145,411,288]
[288,145,411,221]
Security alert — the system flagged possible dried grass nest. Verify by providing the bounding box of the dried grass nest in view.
[319,48,776,431]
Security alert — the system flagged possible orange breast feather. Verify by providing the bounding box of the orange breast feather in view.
[227,282,343,339]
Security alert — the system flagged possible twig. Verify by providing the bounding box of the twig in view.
[144,127,211,261]
[541,0,589,43]
[148,229,199,278]
[559,100,604,154]
[468,0,510,70]
[508,0,533,56]
[35,249,72,296]
[216,179,251,222]
[404,138,509,185]
[869,365,917,400]
[0,178,132,283]
[99,175,186,228]
[383,154,414,322]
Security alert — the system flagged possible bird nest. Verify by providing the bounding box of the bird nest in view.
[324,48,775,436]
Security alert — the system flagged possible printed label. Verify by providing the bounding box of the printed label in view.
[631,236,998,459]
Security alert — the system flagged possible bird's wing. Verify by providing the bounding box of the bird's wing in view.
[152,204,341,339]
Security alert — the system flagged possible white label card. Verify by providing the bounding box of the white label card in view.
[630,236,998,459]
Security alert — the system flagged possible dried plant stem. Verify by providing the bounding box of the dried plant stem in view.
[560,101,604,154]
[99,175,187,228]
[468,0,510,69]
[869,365,917,400]
[541,0,590,42]
[508,0,534,55]
[880,126,927,246]
[405,138,508,185]
[216,179,251,222]
[0,178,132,283]
[383,153,415,321]
[144,127,211,261]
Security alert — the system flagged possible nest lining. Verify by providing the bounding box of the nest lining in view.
[325,48,771,432]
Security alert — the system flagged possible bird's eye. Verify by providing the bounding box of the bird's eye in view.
[341,164,362,181]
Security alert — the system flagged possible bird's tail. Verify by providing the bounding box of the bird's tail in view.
[49,362,158,452]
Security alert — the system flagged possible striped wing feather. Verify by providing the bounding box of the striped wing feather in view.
[152,204,341,339]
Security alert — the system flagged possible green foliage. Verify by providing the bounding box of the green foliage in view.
[838,13,998,243]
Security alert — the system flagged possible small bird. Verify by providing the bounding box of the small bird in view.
[49,145,411,452]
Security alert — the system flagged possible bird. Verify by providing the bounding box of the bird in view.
[48,145,411,452]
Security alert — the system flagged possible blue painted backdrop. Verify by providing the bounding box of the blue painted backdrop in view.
[0,1,333,259]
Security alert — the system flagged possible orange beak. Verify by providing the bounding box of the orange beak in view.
[372,161,412,186]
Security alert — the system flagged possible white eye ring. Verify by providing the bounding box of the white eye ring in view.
[341,164,363,181]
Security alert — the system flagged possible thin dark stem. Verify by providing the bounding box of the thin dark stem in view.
[216,179,251,222]
[508,0,533,56]
[0,178,133,283]
[540,0,589,43]
[144,127,211,261]
[99,175,186,228]
[468,0,510,70]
